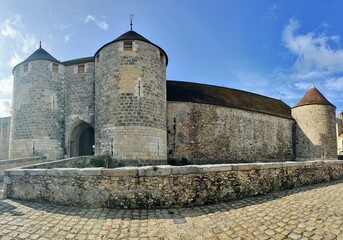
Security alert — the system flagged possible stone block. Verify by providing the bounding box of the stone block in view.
[27,169,47,176]
[171,165,203,175]
[8,169,26,176]
[253,162,282,169]
[231,164,254,171]
[102,167,138,177]
[3,176,11,184]
[138,165,172,176]
[282,162,299,168]
[60,168,78,177]
[201,164,232,172]
[47,169,65,176]
[78,168,103,176]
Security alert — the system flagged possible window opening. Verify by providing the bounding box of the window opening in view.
[24,63,28,72]
[124,41,132,51]
[52,63,59,73]
[78,64,85,73]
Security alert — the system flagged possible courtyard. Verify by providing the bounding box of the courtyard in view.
[1,180,343,239]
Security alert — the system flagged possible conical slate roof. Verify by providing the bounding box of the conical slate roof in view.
[95,30,168,65]
[22,46,59,64]
[293,85,335,108]
[114,30,151,43]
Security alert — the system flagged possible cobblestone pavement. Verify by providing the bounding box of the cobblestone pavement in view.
[1,180,343,240]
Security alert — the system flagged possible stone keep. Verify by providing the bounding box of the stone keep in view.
[292,85,337,160]
[2,27,338,163]
[94,31,168,162]
[9,46,65,160]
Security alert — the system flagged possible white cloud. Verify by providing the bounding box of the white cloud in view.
[267,4,278,19]
[0,14,37,67]
[282,18,343,73]
[85,15,109,30]
[64,34,71,42]
[0,99,11,117]
[0,75,13,97]
[294,82,312,90]
[325,77,343,90]
[54,24,68,30]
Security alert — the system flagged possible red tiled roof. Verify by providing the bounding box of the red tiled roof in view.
[293,85,335,108]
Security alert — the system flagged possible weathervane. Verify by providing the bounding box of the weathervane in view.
[39,41,41,48]
[130,13,134,30]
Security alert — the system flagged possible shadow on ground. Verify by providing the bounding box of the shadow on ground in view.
[1,179,343,222]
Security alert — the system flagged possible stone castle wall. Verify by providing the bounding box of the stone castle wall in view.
[0,156,46,179]
[4,160,343,208]
[0,117,11,160]
[95,40,167,161]
[292,105,337,160]
[167,102,294,163]
[9,61,65,160]
[64,61,95,156]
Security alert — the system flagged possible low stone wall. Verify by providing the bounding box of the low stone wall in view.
[4,160,343,208]
[0,156,47,180]
[23,156,95,169]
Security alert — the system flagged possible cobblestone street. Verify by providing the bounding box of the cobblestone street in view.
[1,180,343,239]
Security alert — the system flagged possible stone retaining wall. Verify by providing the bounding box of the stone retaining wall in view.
[4,160,343,208]
[0,156,46,180]
[23,156,95,169]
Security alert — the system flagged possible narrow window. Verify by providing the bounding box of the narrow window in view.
[124,41,132,51]
[160,51,164,62]
[24,63,28,72]
[96,54,100,62]
[52,63,59,73]
[51,94,57,109]
[78,64,85,73]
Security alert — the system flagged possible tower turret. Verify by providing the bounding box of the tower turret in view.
[9,45,65,159]
[94,30,168,165]
[292,85,337,160]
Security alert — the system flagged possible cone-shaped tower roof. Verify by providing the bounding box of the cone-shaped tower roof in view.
[13,44,59,72]
[95,30,168,65]
[293,84,335,108]
[22,45,59,64]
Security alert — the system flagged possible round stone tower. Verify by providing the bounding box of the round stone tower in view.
[292,85,337,160]
[94,30,168,164]
[9,45,65,160]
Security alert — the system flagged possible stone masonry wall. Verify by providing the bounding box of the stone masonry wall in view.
[64,61,95,154]
[167,102,294,163]
[4,160,343,208]
[10,60,65,160]
[292,105,337,160]
[0,156,46,180]
[95,40,167,161]
[0,117,11,160]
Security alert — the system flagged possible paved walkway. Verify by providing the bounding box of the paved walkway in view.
[1,181,343,240]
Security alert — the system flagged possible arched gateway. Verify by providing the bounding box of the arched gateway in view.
[68,121,94,157]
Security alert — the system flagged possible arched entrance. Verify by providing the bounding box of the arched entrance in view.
[69,121,94,157]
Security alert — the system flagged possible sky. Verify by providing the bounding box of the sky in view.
[1,0,343,117]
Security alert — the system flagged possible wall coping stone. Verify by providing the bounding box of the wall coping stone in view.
[0,156,46,165]
[4,160,343,178]
[138,165,172,176]
[102,167,138,177]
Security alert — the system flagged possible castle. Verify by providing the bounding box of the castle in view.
[0,28,338,164]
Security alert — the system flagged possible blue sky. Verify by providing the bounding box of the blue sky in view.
[1,0,343,117]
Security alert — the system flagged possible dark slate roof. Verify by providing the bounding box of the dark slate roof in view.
[115,30,151,42]
[293,85,335,108]
[95,30,168,65]
[167,80,293,119]
[62,57,94,66]
[22,47,59,64]
[13,47,59,72]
